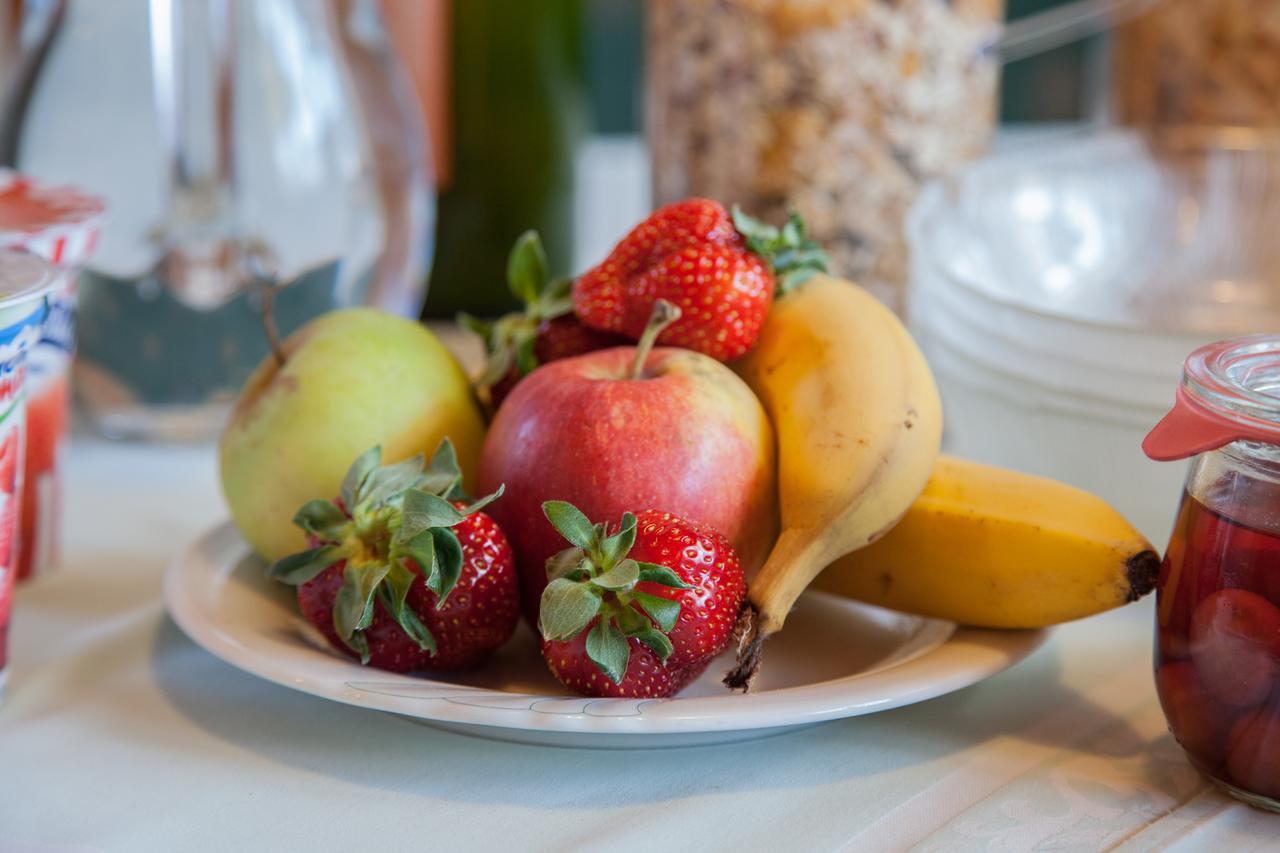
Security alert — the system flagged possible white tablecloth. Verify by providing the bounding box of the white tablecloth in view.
[2,436,1278,852]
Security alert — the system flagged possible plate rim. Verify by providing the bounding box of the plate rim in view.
[164,521,1050,736]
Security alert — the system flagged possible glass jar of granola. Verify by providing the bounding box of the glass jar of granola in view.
[647,0,1004,315]
[1114,0,1280,131]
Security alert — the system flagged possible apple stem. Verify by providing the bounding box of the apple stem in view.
[629,299,682,380]
[260,280,285,368]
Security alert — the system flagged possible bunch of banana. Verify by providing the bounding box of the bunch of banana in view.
[724,275,1157,690]
[723,275,943,689]
[813,456,1158,627]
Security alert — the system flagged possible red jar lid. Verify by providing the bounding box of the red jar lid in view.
[1145,336,1280,461]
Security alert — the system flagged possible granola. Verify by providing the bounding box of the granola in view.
[647,0,1003,315]
[1114,0,1280,130]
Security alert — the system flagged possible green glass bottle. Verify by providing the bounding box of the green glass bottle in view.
[424,0,587,318]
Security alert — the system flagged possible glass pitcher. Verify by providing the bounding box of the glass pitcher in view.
[3,0,432,440]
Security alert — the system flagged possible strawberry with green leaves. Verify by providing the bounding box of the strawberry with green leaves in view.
[268,440,519,672]
[537,501,746,698]
[462,231,627,410]
[572,198,827,362]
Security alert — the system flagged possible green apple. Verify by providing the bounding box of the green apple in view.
[219,308,485,561]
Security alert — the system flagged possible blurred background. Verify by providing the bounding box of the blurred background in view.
[1,0,1278,543]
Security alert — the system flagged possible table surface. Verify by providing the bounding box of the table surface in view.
[2,436,1278,852]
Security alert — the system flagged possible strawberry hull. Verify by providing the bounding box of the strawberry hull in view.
[478,346,776,621]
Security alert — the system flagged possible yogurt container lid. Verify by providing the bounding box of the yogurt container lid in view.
[0,171,104,233]
[0,251,54,305]
[0,171,104,270]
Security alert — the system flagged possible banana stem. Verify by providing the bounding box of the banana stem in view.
[630,299,681,380]
[723,528,831,690]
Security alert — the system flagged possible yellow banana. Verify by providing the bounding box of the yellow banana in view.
[724,275,942,689]
[813,456,1159,627]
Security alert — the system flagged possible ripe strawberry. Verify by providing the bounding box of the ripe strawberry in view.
[269,440,519,672]
[572,198,828,362]
[462,231,626,410]
[536,501,746,698]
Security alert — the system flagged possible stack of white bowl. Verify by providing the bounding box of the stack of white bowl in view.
[908,130,1280,542]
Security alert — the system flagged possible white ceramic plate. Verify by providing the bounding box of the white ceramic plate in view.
[164,522,1049,748]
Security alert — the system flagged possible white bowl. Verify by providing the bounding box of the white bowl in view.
[908,130,1280,542]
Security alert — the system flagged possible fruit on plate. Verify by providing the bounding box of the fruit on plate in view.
[461,231,626,409]
[220,308,485,561]
[478,301,776,621]
[812,456,1160,627]
[536,501,745,697]
[572,198,827,361]
[267,441,518,671]
[724,275,942,689]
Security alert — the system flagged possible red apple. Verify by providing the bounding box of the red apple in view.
[478,304,776,620]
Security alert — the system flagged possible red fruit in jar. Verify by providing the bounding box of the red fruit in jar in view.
[269,441,519,672]
[1227,708,1280,800]
[1189,588,1280,708]
[536,502,746,698]
[462,231,627,411]
[572,199,827,362]
[1156,660,1233,769]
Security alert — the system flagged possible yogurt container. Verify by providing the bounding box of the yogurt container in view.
[0,172,104,580]
[0,251,54,695]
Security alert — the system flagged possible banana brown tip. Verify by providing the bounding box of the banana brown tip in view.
[1125,550,1160,602]
[723,602,763,691]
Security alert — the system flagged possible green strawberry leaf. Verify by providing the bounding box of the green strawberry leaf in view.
[399,489,466,541]
[538,577,602,641]
[633,590,681,633]
[599,513,637,565]
[546,546,588,582]
[379,562,437,655]
[507,230,549,305]
[514,334,538,377]
[614,602,649,636]
[346,630,370,665]
[634,627,674,663]
[538,277,575,319]
[457,483,504,518]
[591,557,639,591]
[292,499,348,539]
[419,438,464,498]
[457,312,493,343]
[636,562,691,589]
[358,454,427,508]
[542,501,597,551]
[267,545,343,586]
[425,527,464,604]
[585,619,630,685]
[340,446,382,510]
[401,528,436,579]
[333,561,391,661]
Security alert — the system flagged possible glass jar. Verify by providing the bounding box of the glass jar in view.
[1114,0,1280,132]
[646,0,1004,316]
[4,0,432,441]
[1145,335,1280,811]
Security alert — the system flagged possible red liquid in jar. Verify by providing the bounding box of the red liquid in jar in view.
[1156,490,1280,798]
